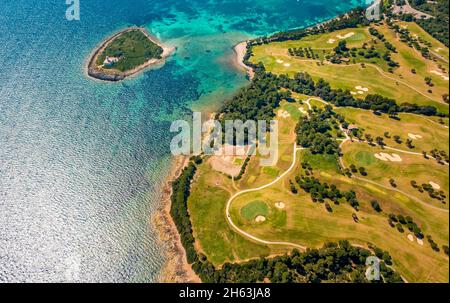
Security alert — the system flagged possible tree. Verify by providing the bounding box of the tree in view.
[365,134,374,145]
[371,200,382,212]
[389,178,397,188]
[376,136,385,148]
[359,167,368,176]
[393,135,402,144]
[406,139,414,149]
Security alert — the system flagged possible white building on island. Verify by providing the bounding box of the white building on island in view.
[103,56,120,67]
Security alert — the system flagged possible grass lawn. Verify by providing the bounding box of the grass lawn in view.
[240,201,270,221]
[341,142,449,209]
[188,162,278,266]
[335,107,449,154]
[397,21,449,62]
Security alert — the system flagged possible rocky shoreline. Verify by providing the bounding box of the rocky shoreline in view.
[152,156,201,283]
[86,27,175,82]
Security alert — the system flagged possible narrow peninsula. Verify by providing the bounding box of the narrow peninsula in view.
[87,27,174,82]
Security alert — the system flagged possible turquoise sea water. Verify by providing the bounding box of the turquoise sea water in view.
[0,0,367,282]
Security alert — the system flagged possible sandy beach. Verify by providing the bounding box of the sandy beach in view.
[233,41,255,80]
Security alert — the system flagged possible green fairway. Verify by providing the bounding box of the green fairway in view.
[250,22,449,114]
[341,142,449,208]
[335,107,450,154]
[240,201,270,221]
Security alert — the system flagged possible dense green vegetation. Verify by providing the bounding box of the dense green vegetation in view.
[409,0,449,47]
[194,241,403,283]
[170,162,198,264]
[296,175,360,210]
[295,105,342,155]
[97,29,163,72]
[268,8,369,43]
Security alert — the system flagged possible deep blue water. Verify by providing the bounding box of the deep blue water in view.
[0,0,367,282]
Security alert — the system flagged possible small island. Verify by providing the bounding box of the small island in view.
[87,28,174,81]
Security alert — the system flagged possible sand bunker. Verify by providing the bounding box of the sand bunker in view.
[337,32,355,40]
[283,63,291,67]
[275,202,286,209]
[327,39,336,44]
[408,133,423,140]
[429,181,441,190]
[276,59,284,64]
[408,234,415,242]
[255,216,266,223]
[350,91,357,95]
[417,238,424,246]
[430,70,449,81]
[278,109,291,119]
[355,86,369,92]
[374,153,403,162]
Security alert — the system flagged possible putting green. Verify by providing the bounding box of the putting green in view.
[240,201,270,221]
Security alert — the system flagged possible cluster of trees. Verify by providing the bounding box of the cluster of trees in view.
[194,241,403,283]
[429,149,449,164]
[410,180,447,203]
[288,47,320,59]
[218,71,290,124]
[267,8,369,43]
[387,19,434,60]
[98,29,164,72]
[349,164,368,176]
[273,70,442,117]
[410,0,449,47]
[295,174,360,210]
[295,106,340,155]
[234,156,251,181]
[170,162,198,264]
[388,214,424,239]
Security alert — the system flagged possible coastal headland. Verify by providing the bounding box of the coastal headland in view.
[87,27,175,82]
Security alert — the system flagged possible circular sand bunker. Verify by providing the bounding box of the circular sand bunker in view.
[275,202,286,209]
[255,216,266,223]
[407,234,415,242]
